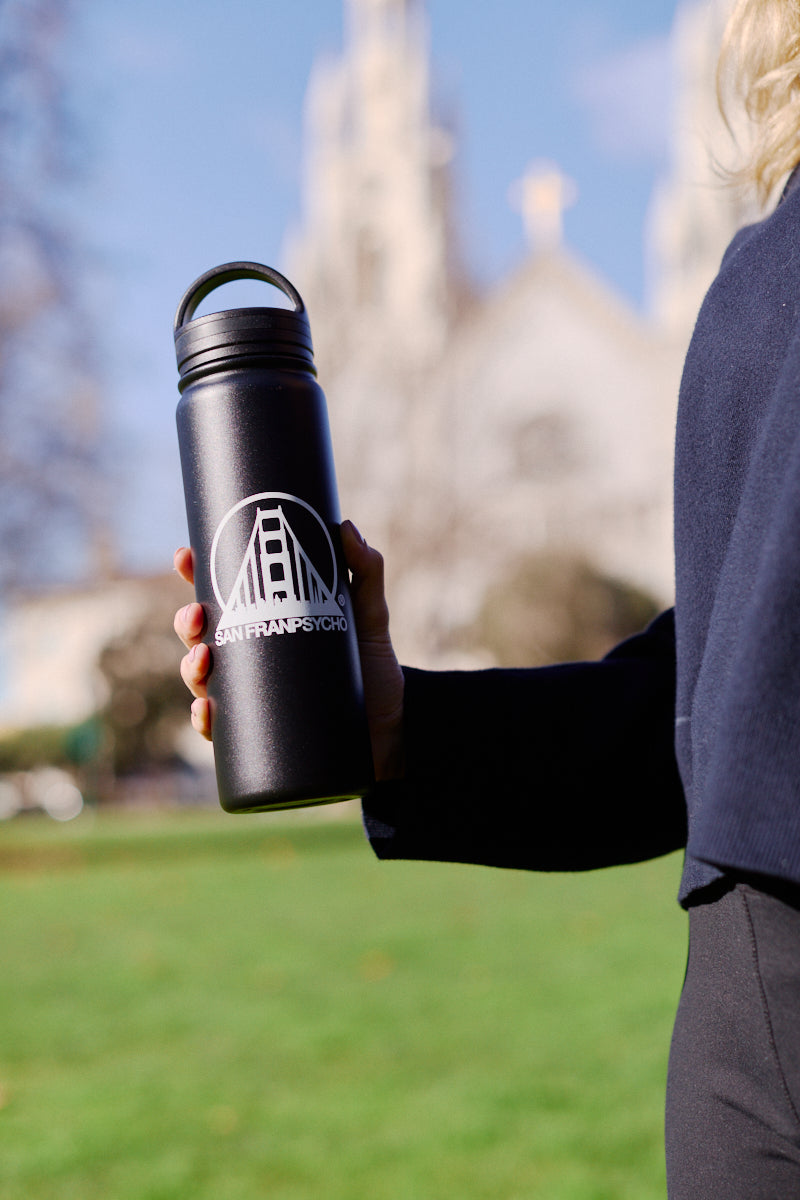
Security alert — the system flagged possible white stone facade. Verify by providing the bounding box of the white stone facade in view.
[285,0,748,666]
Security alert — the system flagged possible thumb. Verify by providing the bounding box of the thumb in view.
[341,519,390,642]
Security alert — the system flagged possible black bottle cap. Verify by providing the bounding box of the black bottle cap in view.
[174,262,316,378]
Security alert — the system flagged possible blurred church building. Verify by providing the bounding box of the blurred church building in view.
[0,0,760,737]
[285,0,757,666]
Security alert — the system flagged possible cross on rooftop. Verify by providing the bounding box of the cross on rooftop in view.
[512,161,578,253]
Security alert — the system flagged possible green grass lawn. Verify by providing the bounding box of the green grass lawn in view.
[0,805,686,1199]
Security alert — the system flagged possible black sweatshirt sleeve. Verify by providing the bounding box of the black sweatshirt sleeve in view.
[362,609,686,872]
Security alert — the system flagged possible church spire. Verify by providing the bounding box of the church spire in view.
[346,0,421,45]
[286,0,460,374]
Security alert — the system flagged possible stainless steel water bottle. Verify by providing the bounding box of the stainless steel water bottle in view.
[174,261,374,812]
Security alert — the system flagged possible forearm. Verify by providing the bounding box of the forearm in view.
[363,613,686,872]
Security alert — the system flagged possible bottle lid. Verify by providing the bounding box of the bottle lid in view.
[174,262,316,378]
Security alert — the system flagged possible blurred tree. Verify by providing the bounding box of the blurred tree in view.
[96,579,192,779]
[0,0,105,589]
[465,552,661,668]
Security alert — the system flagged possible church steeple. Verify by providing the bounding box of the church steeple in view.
[646,0,762,342]
[346,0,421,45]
[285,0,461,375]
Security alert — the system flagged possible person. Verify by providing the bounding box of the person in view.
[174,1,800,1193]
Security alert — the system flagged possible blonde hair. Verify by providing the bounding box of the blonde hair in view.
[718,0,800,202]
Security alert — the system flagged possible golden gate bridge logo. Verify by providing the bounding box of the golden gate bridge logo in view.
[210,492,345,645]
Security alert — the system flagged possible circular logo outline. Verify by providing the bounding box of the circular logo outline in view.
[209,491,338,611]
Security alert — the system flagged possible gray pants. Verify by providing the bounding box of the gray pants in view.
[666,880,800,1198]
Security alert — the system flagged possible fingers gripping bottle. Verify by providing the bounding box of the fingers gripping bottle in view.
[174,262,374,812]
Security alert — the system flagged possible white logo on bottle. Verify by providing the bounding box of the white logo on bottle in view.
[209,492,347,646]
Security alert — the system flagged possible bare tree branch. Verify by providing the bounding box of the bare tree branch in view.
[0,0,104,592]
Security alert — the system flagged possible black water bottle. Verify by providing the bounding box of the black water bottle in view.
[174,261,374,812]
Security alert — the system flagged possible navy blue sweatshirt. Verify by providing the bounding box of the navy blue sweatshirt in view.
[362,170,800,906]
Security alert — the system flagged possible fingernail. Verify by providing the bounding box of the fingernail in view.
[346,520,366,545]
[180,604,194,625]
[188,643,199,662]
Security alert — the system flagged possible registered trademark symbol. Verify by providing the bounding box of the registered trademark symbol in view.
[338,595,345,606]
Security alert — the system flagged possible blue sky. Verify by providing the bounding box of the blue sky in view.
[70,0,683,570]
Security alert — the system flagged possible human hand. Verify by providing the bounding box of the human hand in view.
[339,520,405,781]
[173,547,213,741]
[173,523,405,779]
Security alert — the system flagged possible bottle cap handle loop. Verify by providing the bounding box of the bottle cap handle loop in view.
[174,261,305,334]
